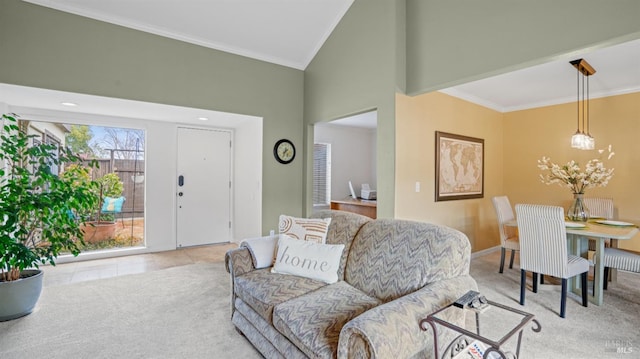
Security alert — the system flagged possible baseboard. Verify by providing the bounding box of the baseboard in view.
[471,245,501,259]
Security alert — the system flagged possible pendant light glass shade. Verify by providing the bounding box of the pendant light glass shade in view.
[571,132,586,149]
[584,135,595,150]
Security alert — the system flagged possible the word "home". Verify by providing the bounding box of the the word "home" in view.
[278,246,331,272]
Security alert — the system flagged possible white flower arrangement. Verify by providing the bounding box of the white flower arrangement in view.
[538,145,615,194]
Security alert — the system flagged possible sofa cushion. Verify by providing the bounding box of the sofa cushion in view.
[271,235,345,284]
[310,210,372,280]
[279,214,331,244]
[234,268,327,322]
[272,281,381,359]
[345,219,471,302]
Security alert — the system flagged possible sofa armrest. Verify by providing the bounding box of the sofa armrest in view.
[225,247,256,277]
[225,247,257,319]
[337,275,478,359]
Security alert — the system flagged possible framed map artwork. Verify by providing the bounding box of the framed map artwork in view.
[435,131,484,201]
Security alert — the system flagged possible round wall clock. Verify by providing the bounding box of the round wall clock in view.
[274,139,295,164]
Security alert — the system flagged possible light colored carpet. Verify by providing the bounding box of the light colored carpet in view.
[0,262,261,359]
[1,251,638,358]
[472,250,640,358]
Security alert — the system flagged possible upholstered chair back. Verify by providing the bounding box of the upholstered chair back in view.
[492,196,518,244]
[344,219,471,302]
[583,197,614,219]
[515,204,571,278]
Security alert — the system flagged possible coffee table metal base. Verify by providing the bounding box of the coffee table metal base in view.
[420,300,541,359]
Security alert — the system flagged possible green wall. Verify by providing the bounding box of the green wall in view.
[0,0,304,233]
[406,0,640,95]
[5,0,640,228]
[304,0,405,218]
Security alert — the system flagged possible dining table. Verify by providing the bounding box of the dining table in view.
[504,218,638,306]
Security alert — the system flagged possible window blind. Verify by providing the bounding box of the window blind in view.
[313,143,331,206]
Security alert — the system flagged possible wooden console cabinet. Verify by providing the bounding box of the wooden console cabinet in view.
[330,198,377,219]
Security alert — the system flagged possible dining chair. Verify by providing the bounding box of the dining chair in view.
[602,248,640,290]
[492,196,519,273]
[515,204,589,318]
[583,197,614,250]
[583,197,614,220]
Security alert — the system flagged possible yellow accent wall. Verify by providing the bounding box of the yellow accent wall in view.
[395,92,504,252]
[504,92,640,252]
[396,91,640,253]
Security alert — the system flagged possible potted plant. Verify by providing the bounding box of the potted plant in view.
[0,113,99,321]
[80,172,124,244]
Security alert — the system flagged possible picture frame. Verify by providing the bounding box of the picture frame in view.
[435,131,484,201]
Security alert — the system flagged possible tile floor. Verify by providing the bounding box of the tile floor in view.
[41,242,239,288]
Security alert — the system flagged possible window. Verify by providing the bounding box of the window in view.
[313,143,331,207]
[31,121,146,253]
[43,130,61,175]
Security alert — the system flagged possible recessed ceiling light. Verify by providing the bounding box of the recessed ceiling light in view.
[198,117,209,121]
[61,102,78,107]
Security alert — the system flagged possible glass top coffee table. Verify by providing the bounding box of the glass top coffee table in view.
[420,298,541,359]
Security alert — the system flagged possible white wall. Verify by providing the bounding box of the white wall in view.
[4,105,263,261]
[314,124,377,201]
[233,118,263,241]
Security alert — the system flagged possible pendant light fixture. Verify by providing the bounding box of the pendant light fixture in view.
[569,58,596,150]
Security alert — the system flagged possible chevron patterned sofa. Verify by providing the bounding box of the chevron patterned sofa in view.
[225,210,477,359]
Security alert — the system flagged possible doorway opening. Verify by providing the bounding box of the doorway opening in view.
[313,110,377,214]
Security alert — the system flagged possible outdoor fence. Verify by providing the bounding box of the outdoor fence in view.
[88,150,144,218]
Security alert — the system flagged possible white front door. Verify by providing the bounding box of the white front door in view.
[176,127,232,247]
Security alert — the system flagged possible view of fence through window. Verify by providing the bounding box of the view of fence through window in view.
[30,121,145,252]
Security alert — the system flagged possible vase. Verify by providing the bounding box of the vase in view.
[567,193,590,222]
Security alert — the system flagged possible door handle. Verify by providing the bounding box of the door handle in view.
[178,175,184,187]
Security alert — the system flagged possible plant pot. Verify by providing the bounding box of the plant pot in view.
[81,221,117,243]
[0,270,44,321]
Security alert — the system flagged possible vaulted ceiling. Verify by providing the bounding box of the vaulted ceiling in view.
[24,0,354,70]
